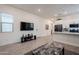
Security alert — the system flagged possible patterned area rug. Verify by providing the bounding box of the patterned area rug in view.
[25,43,79,55]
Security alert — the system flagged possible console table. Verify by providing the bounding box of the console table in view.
[21,34,36,43]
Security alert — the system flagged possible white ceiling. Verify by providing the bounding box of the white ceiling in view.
[10,4,79,18]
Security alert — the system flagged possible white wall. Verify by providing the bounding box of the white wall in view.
[53,13,79,47]
[0,5,52,46]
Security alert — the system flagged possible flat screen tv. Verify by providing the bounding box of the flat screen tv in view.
[70,24,79,28]
[54,24,62,32]
[20,22,34,31]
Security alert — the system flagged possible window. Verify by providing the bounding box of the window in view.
[0,13,13,32]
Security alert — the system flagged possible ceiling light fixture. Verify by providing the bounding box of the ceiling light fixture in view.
[38,9,41,12]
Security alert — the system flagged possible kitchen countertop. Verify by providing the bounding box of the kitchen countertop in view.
[53,32,79,35]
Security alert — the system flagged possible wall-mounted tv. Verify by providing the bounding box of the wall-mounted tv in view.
[70,24,79,28]
[20,22,34,31]
[54,24,62,32]
[69,24,79,32]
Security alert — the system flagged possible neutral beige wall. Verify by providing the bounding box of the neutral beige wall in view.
[0,5,52,46]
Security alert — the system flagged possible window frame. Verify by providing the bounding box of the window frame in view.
[0,13,13,33]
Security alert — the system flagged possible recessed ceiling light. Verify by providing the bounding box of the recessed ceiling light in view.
[64,11,68,15]
[38,9,41,12]
[54,14,58,17]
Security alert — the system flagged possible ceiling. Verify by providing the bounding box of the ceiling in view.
[10,4,79,19]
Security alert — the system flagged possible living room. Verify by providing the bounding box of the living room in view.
[0,4,79,55]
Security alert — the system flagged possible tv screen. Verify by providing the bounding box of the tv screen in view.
[20,22,34,31]
[54,24,62,32]
[70,24,79,28]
